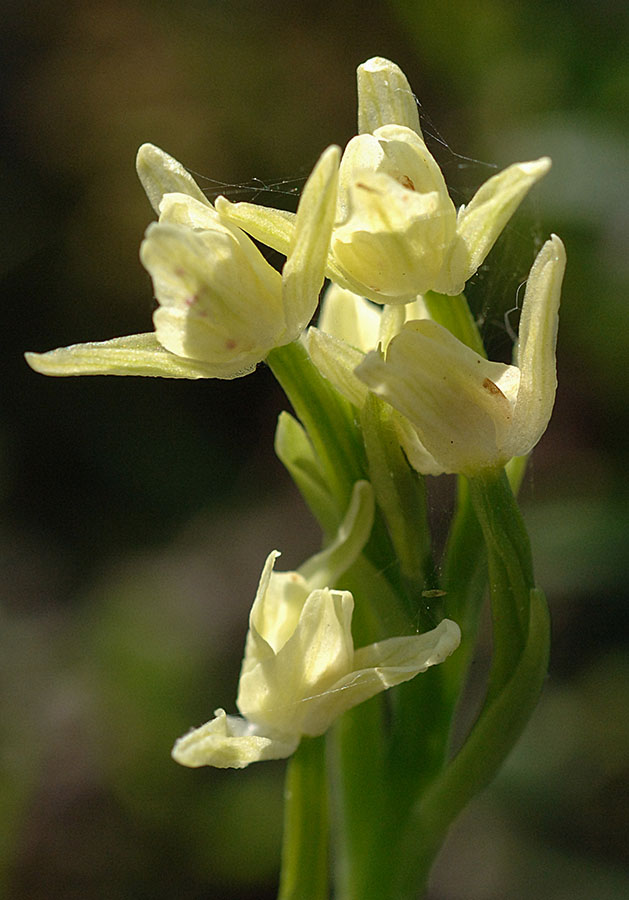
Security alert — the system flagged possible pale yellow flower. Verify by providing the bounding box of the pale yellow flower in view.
[172,482,460,768]
[356,236,566,475]
[331,124,551,303]
[215,57,551,306]
[26,144,339,379]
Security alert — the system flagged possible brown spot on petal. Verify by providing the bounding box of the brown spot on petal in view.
[482,378,506,399]
[175,267,186,277]
[225,338,237,350]
[398,175,416,191]
[185,295,198,307]
[356,181,380,194]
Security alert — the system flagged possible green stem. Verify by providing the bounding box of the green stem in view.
[467,467,535,698]
[440,475,487,702]
[393,587,550,899]
[330,697,389,900]
[268,339,403,613]
[386,467,547,898]
[278,736,329,900]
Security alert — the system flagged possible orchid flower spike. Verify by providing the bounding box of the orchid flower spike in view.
[25,143,339,380]
[172,481,460,768]
[356,235,566,476]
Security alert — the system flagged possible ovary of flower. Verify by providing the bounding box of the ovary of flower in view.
[330,124,552,304]
[355,235,566,476]
[25,144,339,380]
[172,550,461,768]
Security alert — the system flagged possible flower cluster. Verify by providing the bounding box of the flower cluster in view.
[27,57,564,476]
[25,57,566,767]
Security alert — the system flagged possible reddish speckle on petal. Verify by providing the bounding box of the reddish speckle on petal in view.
[398,174,416,191]
[356,181,380,194]
[225,338,237,350]
[174,267,186,277]
[185,295,198,307]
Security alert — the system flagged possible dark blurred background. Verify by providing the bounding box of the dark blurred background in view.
[2,1,628,897]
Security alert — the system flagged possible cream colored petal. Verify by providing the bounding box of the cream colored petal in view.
[136,143,210,215]
[433,157,552,295]
[247,573,311,663]
[357,57,422,136]
[172,708,298,769]
[245,550,284,661]
[337,126,452,223]
[337,133,386,219]
[238,589,355,736]
[357,320,520,474]
[281,145,341,340]
[24,334,231,379]
[318,283,381,352]
[332,173,447,301]
[374,125,453,209]
[307,327,369,408]
[157,192,223,230]
[378,304,406,351]
[217,195,353,296]
[152,308,268,378]
[299,618,461,736]
[507,235,565,456]
[403,296,430,321]
[142,222,284,370]
[352,618,460,671]
[215,197,295,257]
[393,411,445,476]
[245,480,373,666]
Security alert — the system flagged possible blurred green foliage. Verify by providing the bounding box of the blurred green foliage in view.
[2,0,628,897]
